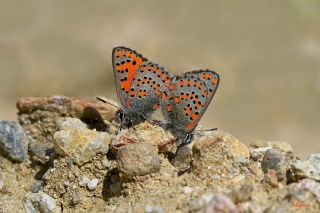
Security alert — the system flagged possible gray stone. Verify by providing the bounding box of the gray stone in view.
[70,192,80,206]
[25,192,60,213]
[290,154,320,181]
[170,144,192,169]
[87,178,99,191]
[31,180,43,193]
[261,148,289,181]
[0,120,28,162]
[53,118,113,165]
[117,143,160,176]
[110,182,121,194]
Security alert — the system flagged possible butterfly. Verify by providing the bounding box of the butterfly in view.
[162,70,220,145]
[111,46,173,129]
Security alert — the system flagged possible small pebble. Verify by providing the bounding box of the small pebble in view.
[110,182,121,194]
[0,180,4,191]
[144,205,163,213]
[87,178,99,191]
[64,181,70,187]
[70,192,80,206]
[182,186,194,194]
[102,159,111,168]
[31,180,43,193]
[264,169,278,187]
[78,176,90,187]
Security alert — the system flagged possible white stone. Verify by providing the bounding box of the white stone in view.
[78,176,90,187]
[182,186,194,194]
[144,205,163,213]
[87,178,99,191]
[25,192,60,213]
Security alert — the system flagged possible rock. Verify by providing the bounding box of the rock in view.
[110,182,121,194]
[264,169,278,187]
[29,139,55,163]
[190,193,215,211]
[201,194,239,213]
[182,186,194,194]
[53,118,113,165]
[70,192,80,206]
[25,192,60,213]
[31,180,43,193]
[111,121,175,153]
[250,147,272,161]
[0,120,28,162]
[287,179,320,202]
[78,176,90,187]
[101,159,112,168]
[17,96,118,163]
[144,205,164,213]
[193,130,249,159]
[261,148,290,181]
[290,154,320,182]
[170,144,192,169]
[87,178,99,191]
[117,143,161,176]
[252,141,293,153]
[229,185,253,203]
[267,179,320,213]
[191,130,251,182]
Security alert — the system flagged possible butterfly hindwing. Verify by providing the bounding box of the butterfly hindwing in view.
[112,47,147,113]
[164,76,209,134]
[180,70,219,107]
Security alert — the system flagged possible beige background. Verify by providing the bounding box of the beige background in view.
[0,0,319,157]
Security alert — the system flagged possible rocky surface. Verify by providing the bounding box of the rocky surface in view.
[17,96,118,163]
[0,96,320,212]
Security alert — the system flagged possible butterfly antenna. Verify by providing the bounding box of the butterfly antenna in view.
[96,96,119,109]
[195,127,218,133]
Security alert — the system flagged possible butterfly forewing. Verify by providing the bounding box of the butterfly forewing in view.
[112,47,147,112]
[128,62,173,117]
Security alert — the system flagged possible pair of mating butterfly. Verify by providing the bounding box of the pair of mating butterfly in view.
[106,47,219,145]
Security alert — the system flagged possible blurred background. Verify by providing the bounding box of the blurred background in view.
[0,0,319,157]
